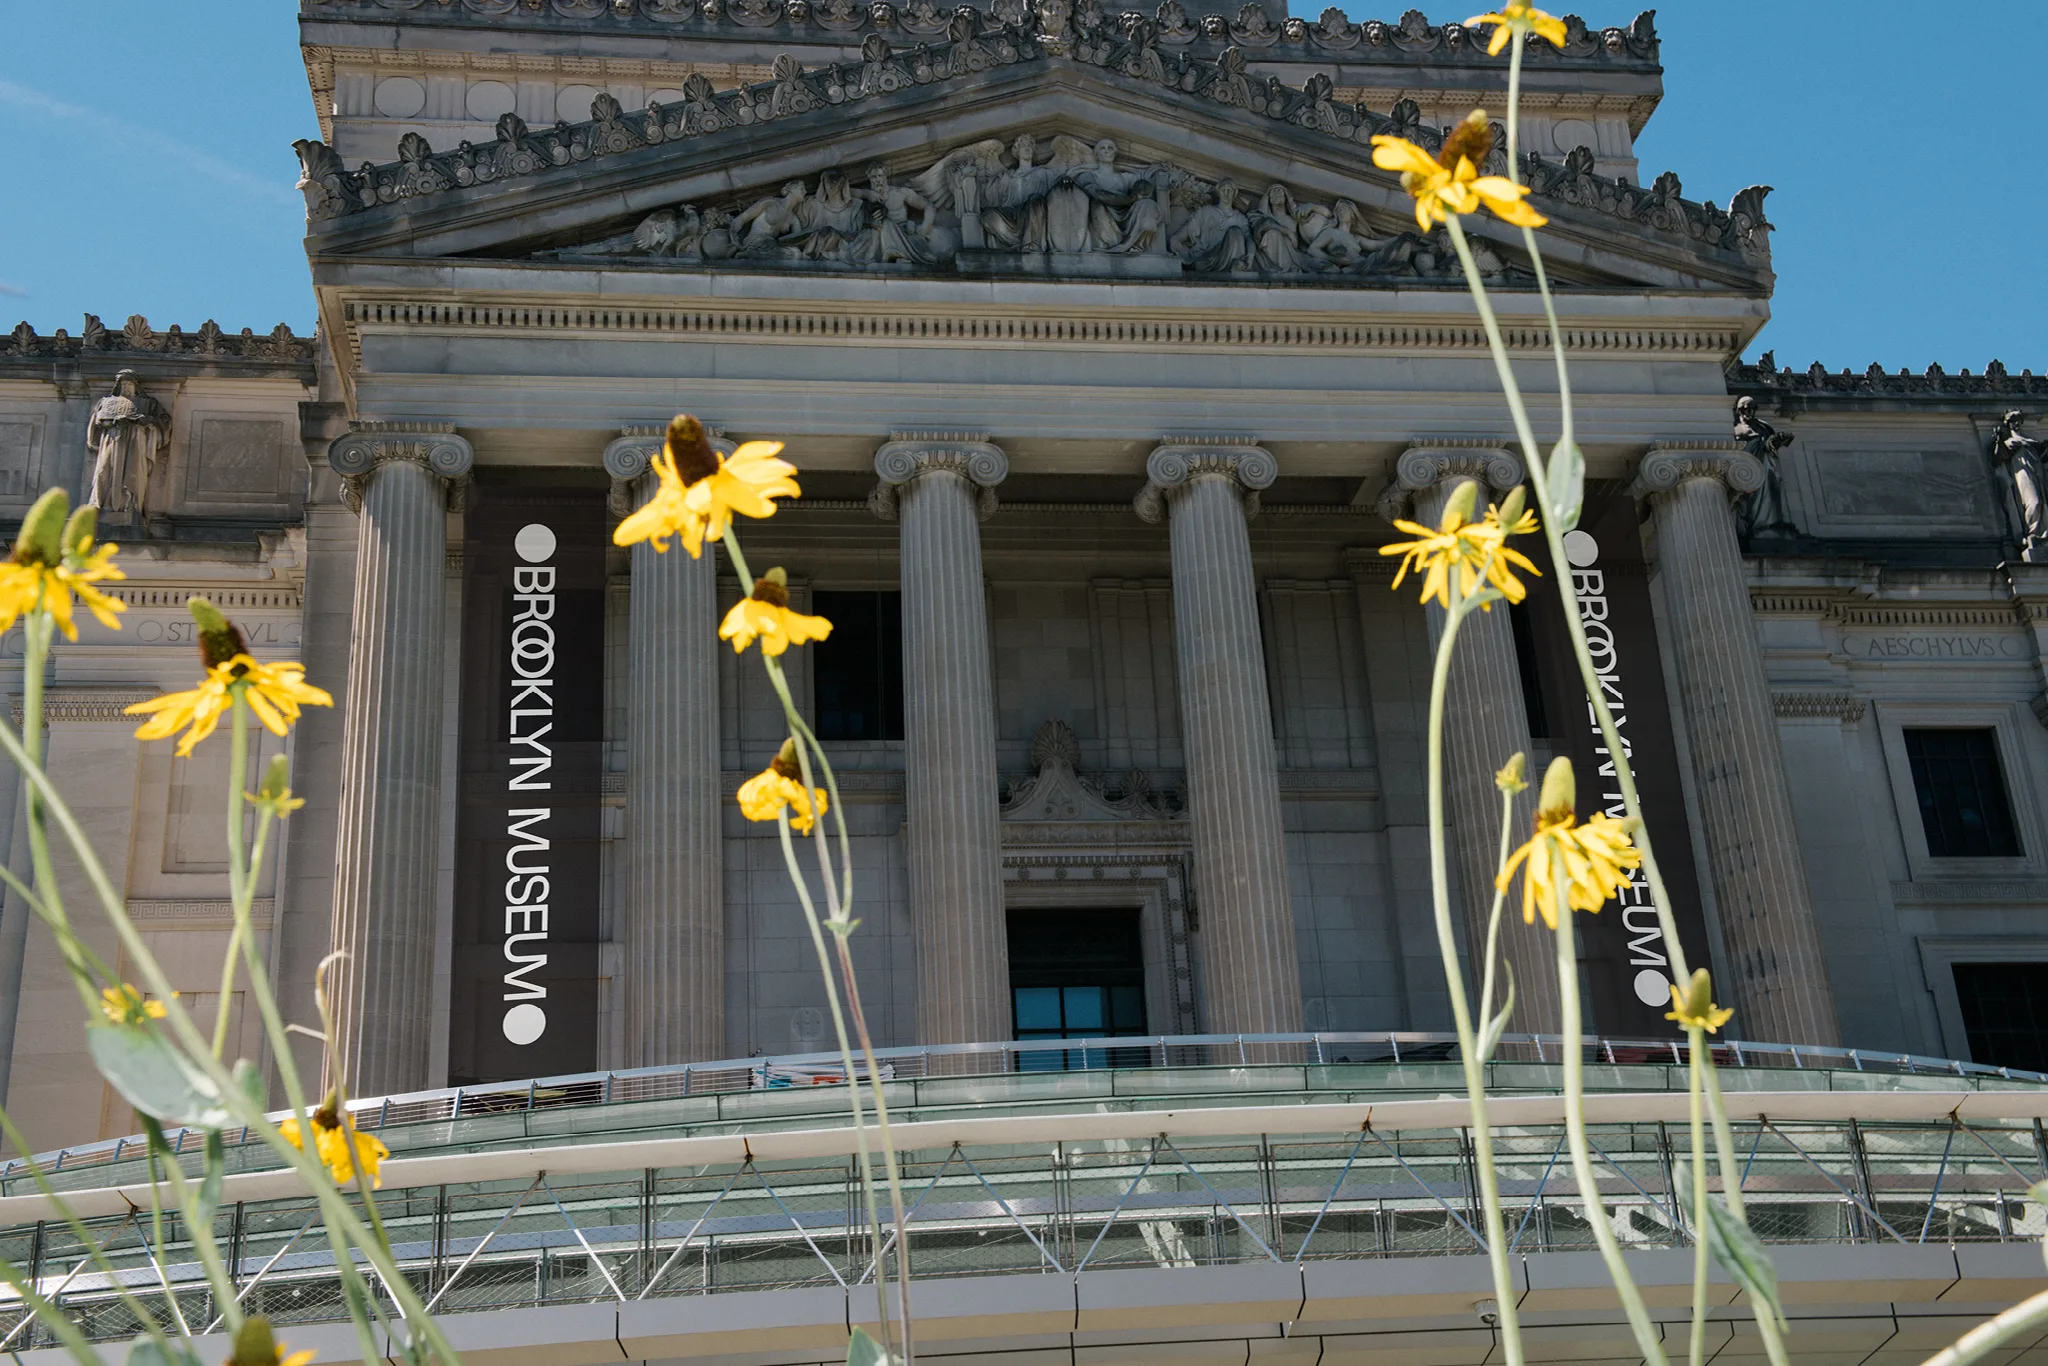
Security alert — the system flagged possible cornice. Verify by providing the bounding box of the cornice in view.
[1729,356,2048,405]
[0,315,318,368]
[333,297,1745,370]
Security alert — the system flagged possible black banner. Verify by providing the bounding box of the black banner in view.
[1521,482,1713,1036]
[451,489,607,1083]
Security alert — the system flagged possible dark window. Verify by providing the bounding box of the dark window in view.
[811,591,903,742]
[1009,908,1147,1069]
[1905,728,2021,858]
[1508,600,1552,739]
[1953,963,2048,1074]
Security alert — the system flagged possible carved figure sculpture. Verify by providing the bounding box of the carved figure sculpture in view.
[86,370,171,518]
[1993,410,2048,563]
[593,140,1490,283]
[1732,395,1797,540]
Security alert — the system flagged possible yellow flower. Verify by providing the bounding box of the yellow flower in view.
[1665,968,1734,1034]
[613,415,801,558]
[738,740,829,834]
[1466,2,1567,55]
[0,492,125,641]
[1379,483,1541,610]
[280,1105,388,1188]
[227,1315,316,1366]
[99,983,169,1025]
[1495,758,1641,928]
[720,568,833,657]
[1371,110,1546,231]
[127,598,333,756]
[248,754,306,818]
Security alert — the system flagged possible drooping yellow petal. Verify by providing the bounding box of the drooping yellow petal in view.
[737,766,829,833]
[719,599,834,657]
[1369,135,1444,179]
[1472,176,1548,227]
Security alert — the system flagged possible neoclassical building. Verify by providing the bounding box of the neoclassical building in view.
[1,0,2046,1147]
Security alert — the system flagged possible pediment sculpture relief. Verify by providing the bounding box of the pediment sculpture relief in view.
[555,134,1516,283]
[1000,720,1184,821]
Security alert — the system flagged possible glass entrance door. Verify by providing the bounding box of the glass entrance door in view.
[1008,908,1147,1070]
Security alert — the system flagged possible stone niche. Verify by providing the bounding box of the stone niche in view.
[167,386,306,520]
[1792,422,2001,539]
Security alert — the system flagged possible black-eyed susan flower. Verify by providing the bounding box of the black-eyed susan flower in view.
[1665,967,1734,1034]
[0,492,125,641]
[613,415,802,558]
[226,1316,317,1366]
[1380,483,1541,610]
[280,1097,388,1189]
[1466,2,1566,55]
[1495,757,1641,929]
[126,598,333,757]
[719,568,833,657]
[738,739,829,834]
[1371,110,1545,231]
[99,983,170,1025]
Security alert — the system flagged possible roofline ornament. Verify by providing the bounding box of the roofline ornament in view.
[0,314,317,365]
[1729,352,2048,402]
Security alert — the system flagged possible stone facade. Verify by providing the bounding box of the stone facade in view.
[0,3,2043,1145]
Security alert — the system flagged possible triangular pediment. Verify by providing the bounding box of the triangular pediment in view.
[297,24,1772,295]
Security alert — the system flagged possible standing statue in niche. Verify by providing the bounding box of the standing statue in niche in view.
[1993,410,2048,563]
[1732,395,1796,540]
[86,370,171,519]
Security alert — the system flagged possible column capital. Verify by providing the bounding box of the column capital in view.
[1134,437,1276,524]
[1632,443,1764,501]
[328,422,473,514]
[605,423,730,515]
[1395,441,1524,493]
[871,431,1007,522]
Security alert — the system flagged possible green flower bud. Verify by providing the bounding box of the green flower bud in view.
[230,1314,281,1366]
[1439,479,1480,530]
[59,504,98,560]
[187,596,249,670]
[1496,485,1527,529]
[753,566,790,607]
[769,736,803,780]
[13,488,69,566]
[1495,752,1528,794]
[257,754,292,802]
[1536,756,1576,823]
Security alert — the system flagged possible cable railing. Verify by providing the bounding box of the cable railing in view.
[0,1091,2044,1348]
[12,1031,2042,1188]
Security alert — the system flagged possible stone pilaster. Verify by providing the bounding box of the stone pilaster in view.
[874,432,1010,1047]
[1635,445,1839,1045]
[1136,440,1303,1034]
[325,424,472,1098]
[606,428,724,1065]
[1385,444,1559,1035]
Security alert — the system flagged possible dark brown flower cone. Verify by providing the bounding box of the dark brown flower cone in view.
[1439,108,1494,170]
[666,414,720,484]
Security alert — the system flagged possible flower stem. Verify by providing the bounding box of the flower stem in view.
[1917,1285,2048,1366]
[1551,876,1668,1366]
[1443,213,1692,986]
[213,696,251,1057]
[1424,594,1525,1365]
[18,614,97,1016]
[1686,1026,1709,1366]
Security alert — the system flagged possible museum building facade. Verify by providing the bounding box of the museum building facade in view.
[1,0,2047,1148]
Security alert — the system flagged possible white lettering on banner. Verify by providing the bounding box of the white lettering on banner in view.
[1563,532,1671,1010]
[501,523,559,1048]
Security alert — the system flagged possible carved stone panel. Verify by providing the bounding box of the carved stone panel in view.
[1800,441,1998,536]
[0,419,42,502]
[190,418,291,499]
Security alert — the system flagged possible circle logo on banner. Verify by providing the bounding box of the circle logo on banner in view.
[514,523,557,563]
[503,1002,547,1045]
[1633,968,1669,1008]
[1563,529,1600,568]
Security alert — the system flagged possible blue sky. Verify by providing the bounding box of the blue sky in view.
[0,3,2040,371]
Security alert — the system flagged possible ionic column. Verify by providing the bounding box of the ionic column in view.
[326,425,472,1098]
[606,428,724,1065]
[1136,440,1302,1034]
[1385,445,1559,1035]
[1635,447,1838,1045]
[873,433,1010,1047]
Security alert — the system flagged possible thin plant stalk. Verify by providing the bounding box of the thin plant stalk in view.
[1422,594,1525,1365]
[19,614,97,1016]
[722,529,916,1360]
[212,701,251,1058]
[1686,1028,1709,1366]
[0,717,461,1366]
[1699,1038,1789,1365]
[1550,872,1668,1366]
[1442,214,1693,989]
[1916,1285,2048,1366]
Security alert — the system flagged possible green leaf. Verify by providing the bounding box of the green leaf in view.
[848,1327,901,1366]
[86,1024,237,1130]
[1547,440,1585,532]
[127,1334,203,1366]
[1477,957,1516,1062]
[196,1131,226,1226]
[1676,1160,1786,1331]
